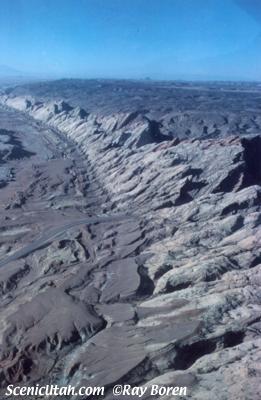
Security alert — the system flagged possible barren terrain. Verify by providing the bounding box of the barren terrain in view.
[0,80,260,399]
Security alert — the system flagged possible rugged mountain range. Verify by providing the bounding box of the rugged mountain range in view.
[0,80,260,399]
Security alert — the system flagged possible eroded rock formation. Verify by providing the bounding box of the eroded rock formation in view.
[0,80,260,399]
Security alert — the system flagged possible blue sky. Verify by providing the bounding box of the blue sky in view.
[0,0,261,80]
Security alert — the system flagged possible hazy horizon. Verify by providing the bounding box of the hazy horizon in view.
[1,0,261,82]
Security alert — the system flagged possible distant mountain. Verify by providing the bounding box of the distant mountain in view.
[0,65,50,87]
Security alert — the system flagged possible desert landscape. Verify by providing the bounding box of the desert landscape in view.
[0,79,260,399]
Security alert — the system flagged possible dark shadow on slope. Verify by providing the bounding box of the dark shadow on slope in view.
[136,118,172,148]
[241,136,261,187]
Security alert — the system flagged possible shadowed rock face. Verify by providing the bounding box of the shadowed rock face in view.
[0,80,260,399]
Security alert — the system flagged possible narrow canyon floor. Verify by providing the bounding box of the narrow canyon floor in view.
[0,80,260,400]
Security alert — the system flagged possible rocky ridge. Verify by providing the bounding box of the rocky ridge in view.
[0,81,260,399]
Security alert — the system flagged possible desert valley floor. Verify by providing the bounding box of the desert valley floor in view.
[0,80,260,399]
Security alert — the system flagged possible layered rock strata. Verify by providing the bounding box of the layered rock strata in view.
[0,81,260,399]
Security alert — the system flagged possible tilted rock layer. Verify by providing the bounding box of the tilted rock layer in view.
[0,80,260,399]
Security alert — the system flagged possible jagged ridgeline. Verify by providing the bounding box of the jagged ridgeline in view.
[0,80,260,399]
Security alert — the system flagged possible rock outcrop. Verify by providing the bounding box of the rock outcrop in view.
[0,80,260,399]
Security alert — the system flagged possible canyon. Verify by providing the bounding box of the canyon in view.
[0,80,260,399]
